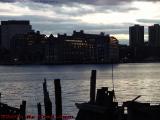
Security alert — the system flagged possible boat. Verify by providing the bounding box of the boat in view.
[75,70,160,120]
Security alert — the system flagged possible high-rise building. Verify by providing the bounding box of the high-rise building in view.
[0,25,1,46]
[129,25,144,47]
[148,24,160,47]
[1,20,32,49]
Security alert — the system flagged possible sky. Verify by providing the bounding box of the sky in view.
[0,0,160,44]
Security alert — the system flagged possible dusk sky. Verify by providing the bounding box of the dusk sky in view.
[0,0,160,44]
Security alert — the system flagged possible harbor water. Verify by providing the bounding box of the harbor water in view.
[0,63,160,118]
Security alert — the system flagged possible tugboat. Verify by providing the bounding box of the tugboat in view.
[75,70,160,120]
[75,70,122,120]
[76,87,122,120]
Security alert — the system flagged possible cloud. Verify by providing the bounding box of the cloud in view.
[0,0,160,6]
[0,0,160,43]
[137,19,160,24]
[31,20,131,36]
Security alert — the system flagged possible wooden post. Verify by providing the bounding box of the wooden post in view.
[37,103,42,120]
[90,70,96,103]
[20,100,26,120]
[0,93,1,120]
[54,79,62,120]
[0,93,1,103]
[43,79,52,120]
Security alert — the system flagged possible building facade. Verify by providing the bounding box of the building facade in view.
[1,20,32,49]
[109,36,119,62]
[0,25,1,46]
[148,24,160,47]
[11,31,47,63]
[46,30,119,64]
[129,25,144,47]
[9,30,119,64]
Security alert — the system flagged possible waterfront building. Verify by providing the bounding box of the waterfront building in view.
[109,36,119,62]
[9,29,119,64]
[58,30,110,64]
[0,25,1,46]
[1,20,32,49]
[47,30,119,64]
[129,25,144,47]
[148,24,160,47]
[11,31,47,63]
[45,34,57,64]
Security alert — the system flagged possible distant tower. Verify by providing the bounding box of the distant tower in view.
[129,25,144,47]
[148,24,160,47]
[1,20,32,49]
[0,25,1,46]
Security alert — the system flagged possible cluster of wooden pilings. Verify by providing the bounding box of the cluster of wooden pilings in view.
[40,78,63,120]
[0,100,26,120]
[1,70,160,120]
[0,79,63,120]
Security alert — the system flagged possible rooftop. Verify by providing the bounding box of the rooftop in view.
[1,20,30,25]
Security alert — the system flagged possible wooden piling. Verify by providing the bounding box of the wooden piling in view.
[37,103,42,120]
[90,70,96,103]
[20,100,26,120]
[54,79,62,120]
[43,79,52,120]
[0,93,1,119]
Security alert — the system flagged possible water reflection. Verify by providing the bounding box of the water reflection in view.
[0,64,160,117]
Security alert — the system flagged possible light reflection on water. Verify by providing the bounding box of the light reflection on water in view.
[0,63,160,117]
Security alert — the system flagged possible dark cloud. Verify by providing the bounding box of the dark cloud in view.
[0,0,160,5]
[27,0,160,5]
[0,15,79,24]
[137,19,160,24]
[8,1,139,17]
[0,0,15,2]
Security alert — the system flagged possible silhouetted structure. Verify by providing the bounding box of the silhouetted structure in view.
[76,70,160,120]
[1,70,160,120]
[76,70,120,120]
[9,30,119,64]
[11,31,47,64]
[2,19,160,63]
[109,36,119,62]
[119,44,130,62]
[20,101,26,120]
[46,30,119,64]
[129,25,147,61]
[0,98,26,120]
[129,25,144,47]
[1,20,32,49]
[90,70,96,103]
[37,103,42,120]
[0,25,1,46]
[43,79,52,120]
[57,30,110,64]
[45,34,57,64]
[0,20,120,64]
[149,24,160,47]
[54,79,62,120]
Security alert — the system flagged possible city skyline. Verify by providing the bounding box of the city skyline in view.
[0,0,160,44]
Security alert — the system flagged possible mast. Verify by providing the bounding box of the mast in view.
[112,61,114,92]
[111,61,117,102]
